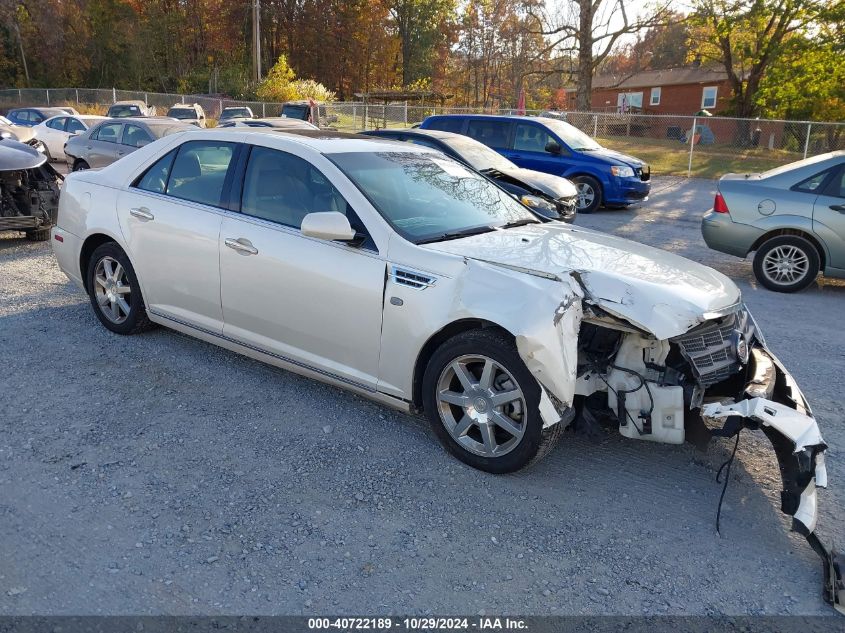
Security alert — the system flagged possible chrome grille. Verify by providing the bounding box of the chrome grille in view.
[672,307,757,387]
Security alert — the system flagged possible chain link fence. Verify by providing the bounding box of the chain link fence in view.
[2,88,842,178]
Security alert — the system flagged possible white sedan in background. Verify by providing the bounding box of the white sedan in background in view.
[51,128,840,611]
[33,114,106,162]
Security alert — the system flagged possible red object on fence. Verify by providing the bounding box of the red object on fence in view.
[516,88,526,115]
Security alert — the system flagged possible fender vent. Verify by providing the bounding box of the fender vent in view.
[392,266,436,290]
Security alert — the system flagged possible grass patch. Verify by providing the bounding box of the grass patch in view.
[598,136,801,179]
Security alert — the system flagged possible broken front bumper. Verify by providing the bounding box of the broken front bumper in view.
[702,347,843,614]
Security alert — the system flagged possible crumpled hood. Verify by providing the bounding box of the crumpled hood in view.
[424,223,740,339]
[588,147,647,168]
[499,166,578,199]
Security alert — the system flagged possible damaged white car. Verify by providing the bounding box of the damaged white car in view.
[52,130,841,610]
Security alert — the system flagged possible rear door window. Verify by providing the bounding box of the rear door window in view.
[466,119,511,149]
[122,124,153,148]
[66,118,86,134]
[513,122,555,153]
[793,169,833,194]
[95,123,123,144]
[165,141,236,207]
[46,117,67,131]
[134,149,177,194]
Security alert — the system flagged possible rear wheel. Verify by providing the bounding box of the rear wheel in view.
[422,329,563,473]
[571,175,602,213]
[752,235,820,293]
[86,242,155,334]
[73,160,90,172]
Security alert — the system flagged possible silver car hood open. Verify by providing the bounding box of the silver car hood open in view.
[424,222,741,339]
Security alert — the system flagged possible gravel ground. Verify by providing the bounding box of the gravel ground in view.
[0,175,843,616]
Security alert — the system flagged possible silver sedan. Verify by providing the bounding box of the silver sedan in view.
[702,151,845,292]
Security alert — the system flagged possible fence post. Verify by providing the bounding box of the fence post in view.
[18,89,21,103]
[144,93,148,105]
[112,87,116,102]
[364,103,368,129]
[592,115,598,137]
[75,89,79,105]
[45,89,50,105]
[404,101,408,126]
[262,102,266,117]
[687,117,697,178]
[181,95,185,104]
[219,99,223,117]
[803,123,812,159]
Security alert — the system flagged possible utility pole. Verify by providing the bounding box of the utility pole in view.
[252,0,261,84]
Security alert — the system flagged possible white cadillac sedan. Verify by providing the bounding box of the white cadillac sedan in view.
[51,129,840,608]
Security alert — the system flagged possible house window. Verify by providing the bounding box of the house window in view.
[702,86,718,109]
[616,92,643,111]
[650,87,661,106]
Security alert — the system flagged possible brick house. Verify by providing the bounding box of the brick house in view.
[590,66,733,115]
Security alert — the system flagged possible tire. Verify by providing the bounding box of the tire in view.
[752,235,820,293]
[571,175,602,213]
[422,329,563,473]
[25,227,51,241]
[73,160,90,172]
[86,242,155,335]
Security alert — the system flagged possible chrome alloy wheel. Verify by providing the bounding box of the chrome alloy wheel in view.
[575,182,595,210]
[93,256,132,324]
[436,354,527,458]
[762,245,810,286]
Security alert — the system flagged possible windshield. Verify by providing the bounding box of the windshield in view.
[167,108,198,120]
[110,105,142,117]
[222,108,251,119]
[541,119,602,151]
[443,136,516,172]
[331,151,535,243]
[0,116,11,125]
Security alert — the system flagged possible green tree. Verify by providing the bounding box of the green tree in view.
[386,0,456,86]
[688,0,828,119]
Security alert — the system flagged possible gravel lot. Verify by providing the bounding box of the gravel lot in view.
[0,175,843,616]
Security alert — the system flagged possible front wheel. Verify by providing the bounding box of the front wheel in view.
[86,242,155,334]
[571,175,602,213]
[73,160,90,172]
[752,235,820,293]
[422,329,562,473]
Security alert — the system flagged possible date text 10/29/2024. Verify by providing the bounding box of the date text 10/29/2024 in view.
[308,617,528,630]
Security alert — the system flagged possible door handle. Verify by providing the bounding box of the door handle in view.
[224,238,258,255]
[830,204,845,212]
[129,207,154,221]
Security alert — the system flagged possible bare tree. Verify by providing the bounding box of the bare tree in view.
[532,1,672,110]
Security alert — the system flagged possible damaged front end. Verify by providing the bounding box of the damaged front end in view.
[0,139,61,235]
[572,302,843,613]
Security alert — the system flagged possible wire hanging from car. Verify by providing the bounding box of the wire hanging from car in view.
[715,430,742,536]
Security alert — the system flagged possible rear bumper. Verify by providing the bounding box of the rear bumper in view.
[701,211,764,258]
[701,348,843,613]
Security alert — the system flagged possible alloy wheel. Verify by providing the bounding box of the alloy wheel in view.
[436,354,527,458]
[575,182,595,210]
[93,256,132,324]
[762,245,810,286]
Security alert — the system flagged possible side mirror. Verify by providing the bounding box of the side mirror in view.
[545,140,562,154]
[301,211,357,242]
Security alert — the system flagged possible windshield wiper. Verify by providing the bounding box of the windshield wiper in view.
[416,225,497,244]
[573,147,599,151]
[499,218,541,229]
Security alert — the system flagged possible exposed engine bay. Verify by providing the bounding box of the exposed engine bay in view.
[0,139,62,237]
[569,304,842,613]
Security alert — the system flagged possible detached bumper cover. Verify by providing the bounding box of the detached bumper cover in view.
[701,349,843,614]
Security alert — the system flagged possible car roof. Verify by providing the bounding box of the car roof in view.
[368,128,456,141]
[427,114,565,126]
[206,128,423,154]
[111,101,146,107]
